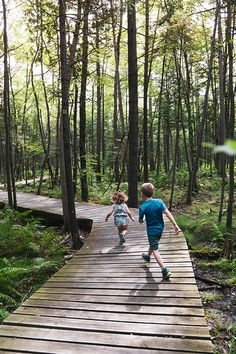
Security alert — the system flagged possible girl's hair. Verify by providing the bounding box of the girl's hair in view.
[112,190,128,204]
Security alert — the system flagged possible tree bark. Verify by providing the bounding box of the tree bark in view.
[143,0,149,182]
[58,0,82,248]
[2,0,15,208]
[96,19,102,183]
[79,2,89,201]
[127,0,138,207]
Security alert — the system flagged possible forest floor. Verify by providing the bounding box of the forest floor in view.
[174,200,236,354]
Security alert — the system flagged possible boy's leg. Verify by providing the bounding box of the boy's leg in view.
[152,249,164,268]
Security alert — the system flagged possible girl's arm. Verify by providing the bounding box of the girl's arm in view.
[105,205,114,222]
[125,204,135,222]
[164,209,181,234]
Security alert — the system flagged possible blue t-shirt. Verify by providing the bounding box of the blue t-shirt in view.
[139,198,167,236]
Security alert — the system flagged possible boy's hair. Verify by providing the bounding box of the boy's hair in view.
[112,190,128,204]
[141,183,154,197]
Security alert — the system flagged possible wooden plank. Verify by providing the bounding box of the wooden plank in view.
[30,292,202,307]
[49,275,196,283]
[43,281,198,291]
[24,299,205,316]
[0,326,214,353]
[16,306,206,326]
[57,270,195,276]
[37,287,200,298]
[5,314,210,339]
[0,337,200,354]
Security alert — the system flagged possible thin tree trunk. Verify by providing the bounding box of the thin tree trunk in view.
[73,83,78,189]
[127,0,138,207]
[58,0,82,248]
[226,2,235,239]
[79,2,89,201]
[2,0,14,208]
[143,0,149,182]
[96,19,102,183]
[217,7,226,223]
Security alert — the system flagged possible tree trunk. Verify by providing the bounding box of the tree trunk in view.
[217,7,226,223]
[226,1,235,236]
[73,83,78,190]
[58,0,82,248]
[2,0,15,208]
[96,19,102,183]
[79,2,89,201]
[143,0,149,182]
[127,0,138,207]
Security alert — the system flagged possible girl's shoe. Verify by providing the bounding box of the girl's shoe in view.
[162,267,172,279]
[119,233,125,245]
[142,253,150,262]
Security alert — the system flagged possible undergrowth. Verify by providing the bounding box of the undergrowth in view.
[0,209,65,322]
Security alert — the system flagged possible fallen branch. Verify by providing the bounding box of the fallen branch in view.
[196,274,229,288]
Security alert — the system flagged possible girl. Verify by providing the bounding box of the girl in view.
[105,190,134,245]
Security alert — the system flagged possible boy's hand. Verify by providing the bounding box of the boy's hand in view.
[131,217,135,222]
[174,225,181,234]
[105,217,109,222]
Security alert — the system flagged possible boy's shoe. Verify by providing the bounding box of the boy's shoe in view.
[162,267,172,279]
[142,253,150,262]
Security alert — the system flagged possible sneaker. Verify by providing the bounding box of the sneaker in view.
[162,267,172,279]
[142,253,150,262]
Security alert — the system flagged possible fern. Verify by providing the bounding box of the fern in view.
[0,292,18,306]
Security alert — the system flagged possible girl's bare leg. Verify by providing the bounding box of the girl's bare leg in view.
[121,225,128,236]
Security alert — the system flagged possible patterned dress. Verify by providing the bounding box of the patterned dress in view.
[113,203,129,227]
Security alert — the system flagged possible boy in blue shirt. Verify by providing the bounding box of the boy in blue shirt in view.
[139,183,181,279]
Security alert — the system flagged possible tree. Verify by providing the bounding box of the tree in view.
[58,0,82,248]
[2,0,16,209]
[127,0,138,207]
[79,1,89,201]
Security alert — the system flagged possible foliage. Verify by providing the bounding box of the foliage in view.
[201,292,223,305]
[0,210,65,322]
[0,209,65,258]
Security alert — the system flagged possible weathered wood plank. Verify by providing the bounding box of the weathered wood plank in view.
[43,281,198,291]
[37,287,200,298]
[16,306,206,326]
[24,299,205,316]
[5,314,210,339]
[0,326,214,352]
[0,337,202,354]
[30,292,202,307]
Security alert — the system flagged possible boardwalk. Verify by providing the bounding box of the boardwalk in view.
[0,191,213,353]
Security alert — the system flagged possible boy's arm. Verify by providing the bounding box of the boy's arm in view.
[139,206,144,224]
[125,205,134,222]
[105,205,114,222]
[164,209,181,234]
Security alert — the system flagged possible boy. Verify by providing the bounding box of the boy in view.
[139,183,181,279]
